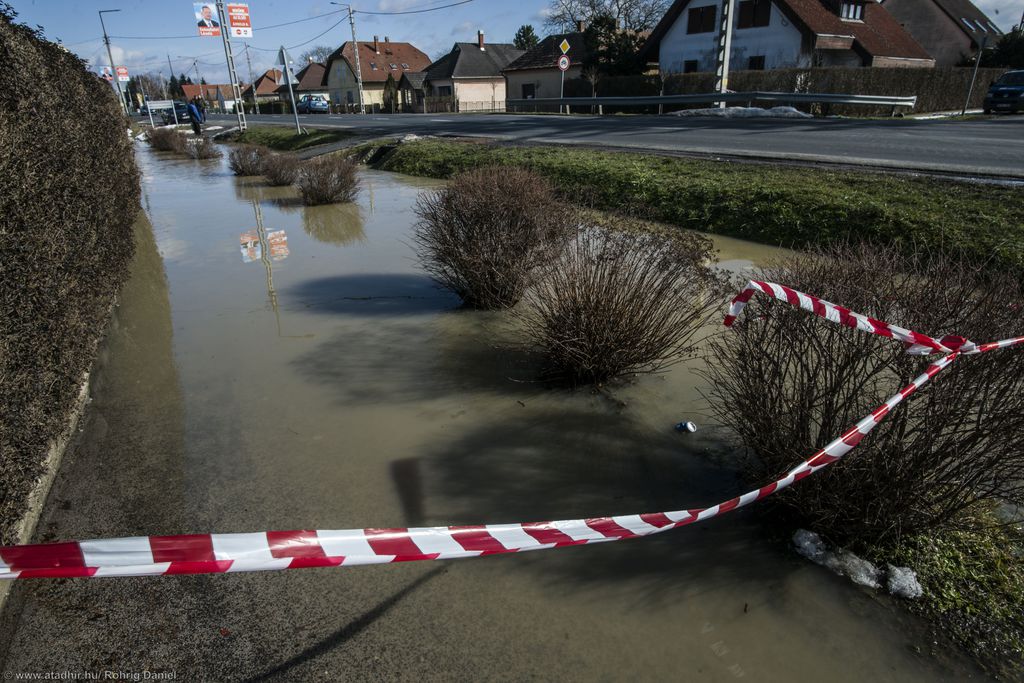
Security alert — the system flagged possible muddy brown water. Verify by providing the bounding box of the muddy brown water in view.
[0,144,984,681]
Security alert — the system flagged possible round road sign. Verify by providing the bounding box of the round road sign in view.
[557,54,571,71]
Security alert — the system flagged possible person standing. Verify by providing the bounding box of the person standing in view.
[187,96,205,136]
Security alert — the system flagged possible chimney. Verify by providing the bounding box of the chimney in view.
[477,30,485,50]
[576,19,586,32]
[373,35,380,54]
[384,36,390,43]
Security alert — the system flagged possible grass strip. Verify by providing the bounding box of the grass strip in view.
[356,138,1024,270]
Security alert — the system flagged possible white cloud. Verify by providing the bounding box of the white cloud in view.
[451,20,475,36]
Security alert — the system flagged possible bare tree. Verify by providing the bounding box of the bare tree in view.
[299,44,334,64]
[543,0,670,32]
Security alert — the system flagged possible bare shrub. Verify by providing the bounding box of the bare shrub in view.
[147,127,187,153]
[413,166,571,309]
[704,243,1024,548]
[228,144,269,176]
[262,153,300,186]
[184,136,222,160]
[296,154,360,206]
[519,226,726,384]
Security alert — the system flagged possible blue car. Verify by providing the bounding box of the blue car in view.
[296,95,330,114]
[983,70,1024,115]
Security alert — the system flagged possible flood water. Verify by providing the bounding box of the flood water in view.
[0,144,984,681]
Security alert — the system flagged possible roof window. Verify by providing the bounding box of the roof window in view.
[370,62,378,70]
[401,63,410,69]
[390,63,398,69]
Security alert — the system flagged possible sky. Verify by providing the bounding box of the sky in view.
[8,0,557,85]
[8,0,1024,87]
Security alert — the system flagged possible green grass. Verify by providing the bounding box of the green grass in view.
[230,125,353,151]
[874,520,1024,678]
[357,138,1024,270]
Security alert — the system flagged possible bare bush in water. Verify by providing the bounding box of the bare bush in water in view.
[296,155,360,205]
[228,145,269,176]
[184,136,221,160]
[147,127,187,153]
[262,153,300,186]
[413,166,571,309]
[704,243,1024,548]
[518,226,726,384]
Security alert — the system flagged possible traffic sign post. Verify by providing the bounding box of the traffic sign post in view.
[558,40,570,115]
[278,47,302,134]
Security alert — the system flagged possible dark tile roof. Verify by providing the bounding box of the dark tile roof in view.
[275,62,327,94]
[642,0,930,62]
[424,42,524,80]
[325,40,431,83]
[930,0,1003,45]
[504,32,587,71]
[399,71,427,90]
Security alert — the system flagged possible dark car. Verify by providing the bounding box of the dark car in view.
[296,94,330,114]
[983,70,1024,114]
[159,101,192,125]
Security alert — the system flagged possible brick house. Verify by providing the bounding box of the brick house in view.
[881,0,1003,66]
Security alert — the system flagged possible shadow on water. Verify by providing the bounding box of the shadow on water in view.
[291,306,544,405]
[417,406,786,607]
[285,273,457,316]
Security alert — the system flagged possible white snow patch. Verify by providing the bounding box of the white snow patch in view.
[792,529,881,589]
[670,106,811,119]
[887,565,924,599]
[400,133,425,143]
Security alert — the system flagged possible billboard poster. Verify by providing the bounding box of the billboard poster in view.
[99,66,113,82]
[240,231,260,263]
[226,3,253,38]
[194,2,222,37]
[116,66,129,82]
[267,230,290,261]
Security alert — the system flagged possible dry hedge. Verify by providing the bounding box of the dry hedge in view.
[262,153,300,186]
[147,127,187,153]
[296,154,360,206]
[0,4,140,544]
[520,226,725,384]
[185,136,222,160]
[229,144,269,175]
[413,166,571,309]
[704,244,1024,548]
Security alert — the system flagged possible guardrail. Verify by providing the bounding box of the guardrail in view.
[506,91,917,113]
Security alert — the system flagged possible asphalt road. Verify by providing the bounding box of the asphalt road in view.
[206,111,1024,179]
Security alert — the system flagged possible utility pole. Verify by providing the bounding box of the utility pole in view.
[331,2,365,114]
[216,0,247,131]
[962,34,988,116]
[712,0,737,109]
[98,9,127,114]
[243,43,260,115]
[166,54,180,125]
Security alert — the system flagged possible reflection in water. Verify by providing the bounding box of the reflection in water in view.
[232,177,301,213]
[301,202,365,246]
[240,200,309,339]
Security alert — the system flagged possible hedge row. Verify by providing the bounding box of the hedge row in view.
[0,5,140,543]
[365,139,1024,270]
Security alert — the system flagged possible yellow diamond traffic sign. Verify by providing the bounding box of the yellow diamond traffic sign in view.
[559,39,570,54]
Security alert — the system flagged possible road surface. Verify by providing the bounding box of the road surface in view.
[207,112,1024,179]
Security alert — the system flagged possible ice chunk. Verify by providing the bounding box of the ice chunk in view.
[886,565,924,599]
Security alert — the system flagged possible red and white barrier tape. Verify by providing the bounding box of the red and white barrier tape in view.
[2,281,1020,579]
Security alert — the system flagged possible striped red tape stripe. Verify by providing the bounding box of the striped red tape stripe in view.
[2,281,1020,579]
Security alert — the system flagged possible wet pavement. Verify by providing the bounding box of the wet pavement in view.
[0,143,985,681]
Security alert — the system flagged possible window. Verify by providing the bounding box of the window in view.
[370,62,378,70]
[684,60,699,73]
[522,83,536,99]
[840,1,863,20]
[346,90,354,104]
[737,0,771,29]
[437,85,452,97]
[401,63,410,69]
[390,63,398,69]
[972,19,988,32]
[747,55,766,70]
[687,6,717,34]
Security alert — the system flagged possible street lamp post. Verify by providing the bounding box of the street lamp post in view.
[98,9,127,114]
[330,2,365,114]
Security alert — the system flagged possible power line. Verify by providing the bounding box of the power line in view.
[106,8,347,41]
[355,0,475,15]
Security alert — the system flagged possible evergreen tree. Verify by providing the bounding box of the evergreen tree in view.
[169,73,179,98]
[582,13,645,76]
[513,24,539,51]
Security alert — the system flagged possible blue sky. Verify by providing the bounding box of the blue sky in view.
[8,0,1024,86]
[8,0,556,84]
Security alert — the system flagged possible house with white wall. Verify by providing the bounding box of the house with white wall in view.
[503,29,589,101]
[642,0,934,74]
[422,32,523,112]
